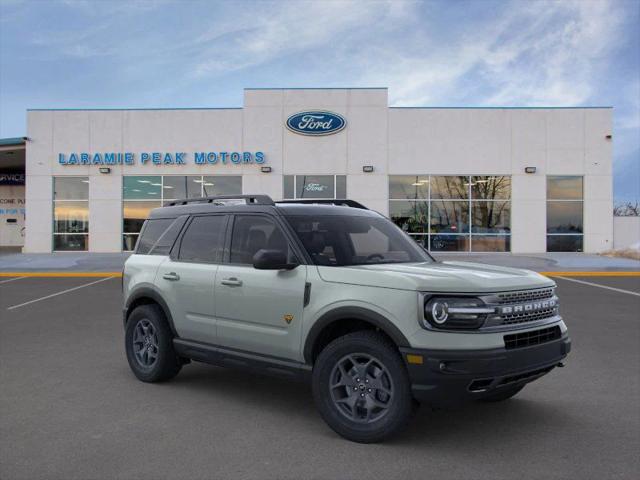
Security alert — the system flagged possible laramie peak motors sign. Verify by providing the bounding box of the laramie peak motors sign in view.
[286,111,346,136]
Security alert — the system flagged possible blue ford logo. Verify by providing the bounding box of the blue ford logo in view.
[286,111,346,136]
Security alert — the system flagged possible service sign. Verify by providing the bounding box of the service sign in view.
[286,111,346,136]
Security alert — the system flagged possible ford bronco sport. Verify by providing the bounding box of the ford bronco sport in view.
[122,195,570,443]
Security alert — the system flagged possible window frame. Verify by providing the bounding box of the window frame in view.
[388,175,512,253]
[52,176,89,252]
[171,214,230,265]
[546,175,584,252]
[122,175,242,252]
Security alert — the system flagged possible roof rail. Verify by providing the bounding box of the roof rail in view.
[165,194,275,207]
[275,199,369,209]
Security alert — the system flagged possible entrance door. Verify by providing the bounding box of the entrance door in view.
[214,214,307,361]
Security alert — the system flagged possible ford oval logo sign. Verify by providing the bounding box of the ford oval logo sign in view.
[286,111,346,136]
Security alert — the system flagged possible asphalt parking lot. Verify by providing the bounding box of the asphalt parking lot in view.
[1,274,639,480]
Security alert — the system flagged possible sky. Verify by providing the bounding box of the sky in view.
[0,0,638,203]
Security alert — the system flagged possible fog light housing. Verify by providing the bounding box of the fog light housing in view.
[423,297,494,330]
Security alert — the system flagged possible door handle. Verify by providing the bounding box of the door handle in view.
[221,277,243,287]
[162,272,180,281]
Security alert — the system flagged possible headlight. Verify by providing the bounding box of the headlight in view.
[423,296,495,330]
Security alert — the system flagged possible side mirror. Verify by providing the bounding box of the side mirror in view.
[252,249,298,270]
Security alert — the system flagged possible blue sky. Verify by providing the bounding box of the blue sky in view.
[1,0,638,203]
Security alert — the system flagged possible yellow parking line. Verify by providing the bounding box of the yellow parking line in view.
[541,272,640,277]
[0,272,122,278]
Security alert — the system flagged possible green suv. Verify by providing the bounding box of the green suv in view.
[122,195,570,443]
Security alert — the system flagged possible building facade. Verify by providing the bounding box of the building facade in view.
[22,88,613,253]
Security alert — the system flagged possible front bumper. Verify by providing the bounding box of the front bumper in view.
[400,334,571,406]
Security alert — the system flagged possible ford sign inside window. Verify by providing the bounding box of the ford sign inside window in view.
[286,111,346,136]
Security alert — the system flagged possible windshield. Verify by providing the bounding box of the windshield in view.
[285,215,433,266]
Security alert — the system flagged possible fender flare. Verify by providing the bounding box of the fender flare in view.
[303,306,410,364]
[124,286,178,336]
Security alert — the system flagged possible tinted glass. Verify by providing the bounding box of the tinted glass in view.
[54,234,88,251]
[547,201,583,233]
[430,200,469,233]
[389,201,428,233]
[430,234,470,252]
[123,234,139,252]
[123,201,161,233]
[547,176,583,200]
[286,215,431,266]
[136,218,174,255]
[471,201,510,233]
[471,176,511,200]
[123,176,161,200]
[54,201,89,233]
[230,215,291,264]
[431,176,469,199]
[547,235,583,252]
[296,175,335,199]
[202,176,242,197]
[283,176,294,199]
[150,216,188,255]
[389,176,429,199]
[471,235,510,252]
[179,215,227,263]
[53,177,89,200]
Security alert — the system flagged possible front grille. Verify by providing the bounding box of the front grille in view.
[496,288,554,304]
[501,307,557,325]
[504,326,561,350]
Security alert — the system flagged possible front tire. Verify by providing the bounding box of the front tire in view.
[125,304,182,383]
[312,331,414,443]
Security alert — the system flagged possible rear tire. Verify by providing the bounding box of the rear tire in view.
[125,304,182,383]
[312,331,414,443]
[478,384,524,402]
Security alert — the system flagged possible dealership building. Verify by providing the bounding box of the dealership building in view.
[0,87,614,253]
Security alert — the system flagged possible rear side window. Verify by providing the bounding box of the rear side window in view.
[178,215,227,263]
[148,216,187,255]
[136,218,174,255]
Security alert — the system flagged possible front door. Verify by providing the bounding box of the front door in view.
[157,214,228,345]
[214,214,307,361]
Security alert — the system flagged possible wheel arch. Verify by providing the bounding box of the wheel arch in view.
[303,306,410,364]
[124,287,178,337]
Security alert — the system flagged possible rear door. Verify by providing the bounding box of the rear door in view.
[214,214,307,361]
[157,214,228,345]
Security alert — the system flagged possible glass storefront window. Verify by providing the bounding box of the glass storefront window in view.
[389,175,511,252]
[547,176,583,200]
[471,201,510,233]
[389,201,428,234]
[53,177,89,251]
[546,176,583,252]
[389,176,429,199]
[471,176,511,200]
[283,175,347,199]
[430,200,469,234]
[121,175,242,250]
[123,176,161,200]
[430,176,469,199]
[547,201,583,233]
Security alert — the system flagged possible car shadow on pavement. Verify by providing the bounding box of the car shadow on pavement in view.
[154,362,576,445]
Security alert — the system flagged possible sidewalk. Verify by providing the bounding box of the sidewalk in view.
[0,250,638,273]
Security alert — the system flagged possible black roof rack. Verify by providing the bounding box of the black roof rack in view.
[275,199,369,209]
[165,194,275,207]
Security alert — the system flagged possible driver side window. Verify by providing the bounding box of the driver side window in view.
[229,215,294,265]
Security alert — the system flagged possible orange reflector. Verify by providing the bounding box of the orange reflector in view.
[406,354,423,365]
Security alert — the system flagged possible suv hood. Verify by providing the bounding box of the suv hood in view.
[317,261,554,293]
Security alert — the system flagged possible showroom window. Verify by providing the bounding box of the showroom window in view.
[283,175,347,199]
[53,176,89,251]
[546,176,583,252]
[389,175,511,252]
[122,175,241,251]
